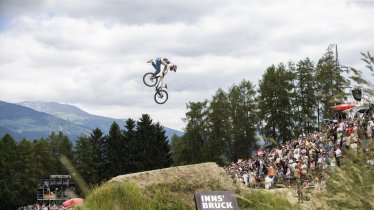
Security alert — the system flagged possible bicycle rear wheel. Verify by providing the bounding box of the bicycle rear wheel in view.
[154,90,168,104]
[143,72,158,87]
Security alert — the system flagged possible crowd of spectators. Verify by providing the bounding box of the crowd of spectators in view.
[224,108,374,191]
[18,204,68,210]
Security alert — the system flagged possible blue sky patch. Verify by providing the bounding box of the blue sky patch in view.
[0,17,11,31]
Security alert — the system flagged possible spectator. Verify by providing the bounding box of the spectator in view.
[335,147,342,167]
[285,166,292,188]
[329,154,337,174]
[367,121,373,143]
[351,139,358,152]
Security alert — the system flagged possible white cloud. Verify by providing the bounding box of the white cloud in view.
[1,0,374,130]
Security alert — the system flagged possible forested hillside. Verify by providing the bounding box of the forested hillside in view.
[0,114,172,209]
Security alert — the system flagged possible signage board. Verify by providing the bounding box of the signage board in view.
[194,191,239,210]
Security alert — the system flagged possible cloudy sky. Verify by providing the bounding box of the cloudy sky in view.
[0,0,373,131]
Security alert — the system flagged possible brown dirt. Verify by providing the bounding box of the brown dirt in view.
[109,162,238,191]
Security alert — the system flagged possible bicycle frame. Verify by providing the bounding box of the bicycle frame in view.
[143,64,169,104]
[154,73,167,91]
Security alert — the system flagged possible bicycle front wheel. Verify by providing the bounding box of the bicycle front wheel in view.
[154,90,168,104]
[143,72,158,87]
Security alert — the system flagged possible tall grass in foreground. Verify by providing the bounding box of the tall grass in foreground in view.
[78,182,153,210]
[316,145,374,210]
[237,191,301,210]
[78,178,227,210]
[77,179,298,210]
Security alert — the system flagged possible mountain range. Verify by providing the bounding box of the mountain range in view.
[0,100,183,142]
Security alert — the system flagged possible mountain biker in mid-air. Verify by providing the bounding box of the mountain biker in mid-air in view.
[143,57,177,104]
[147,57,177,78]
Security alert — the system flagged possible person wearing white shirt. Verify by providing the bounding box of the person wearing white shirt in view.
[148,57,177,77]
[367,121,373,142]
[335,147,342,167]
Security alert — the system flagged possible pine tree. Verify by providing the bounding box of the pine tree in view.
[16,139,38,206]
[136,114,156,170]
[208,88,234,162]
[228,80,258,159]
[74,136,98,185]
[89,128,106,182]
[33,138,57,177]
[130,116,173,170]
[0,134,19,210]
[49,131,73,174]
[153,122,173,169]
[315,45,349,122]
[293,58,318,135]
[257,64,295,144]
[170,134,187,166]
[105,122,126,178]
[123,118,141,173]
[182,101,210,163]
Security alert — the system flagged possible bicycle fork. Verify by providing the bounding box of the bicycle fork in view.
[155,76,167,91]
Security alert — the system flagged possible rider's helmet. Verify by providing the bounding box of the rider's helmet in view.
[171,64,177,72]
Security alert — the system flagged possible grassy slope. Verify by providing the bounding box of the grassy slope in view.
[79,163,300,210]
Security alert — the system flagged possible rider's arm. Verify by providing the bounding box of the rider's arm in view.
[160,59,169,67]
[161,59,173,75]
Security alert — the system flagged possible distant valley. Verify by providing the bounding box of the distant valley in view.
[0,100,183,142]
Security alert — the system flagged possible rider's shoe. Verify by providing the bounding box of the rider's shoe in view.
[147,59,153,63]
[165,84,168,89]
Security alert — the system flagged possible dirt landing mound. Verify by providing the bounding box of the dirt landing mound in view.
[110,162,237,190]
[85,163,300,209]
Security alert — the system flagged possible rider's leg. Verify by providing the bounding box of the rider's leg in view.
[153,57,161,76]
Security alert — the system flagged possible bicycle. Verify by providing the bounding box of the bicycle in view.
[143,72,168,104]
